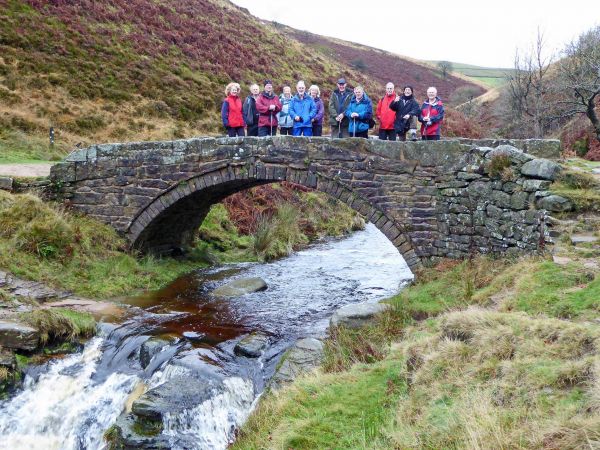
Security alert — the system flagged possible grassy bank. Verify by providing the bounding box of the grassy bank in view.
[233,254,600,450]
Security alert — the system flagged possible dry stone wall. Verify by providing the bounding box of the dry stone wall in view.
[50,137,561,270]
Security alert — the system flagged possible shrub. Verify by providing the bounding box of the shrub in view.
[487,153,512,178]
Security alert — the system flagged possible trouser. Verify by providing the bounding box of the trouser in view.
[378,129,396,141]
[331,121,350,138]
[422,135,440,141]
[312,123,323,137]
[227,127,245,137]
[280,127,293,135]
[246,124,259,136]
[352,130,369,139]
[258,126,277,136]
[293,126,313,136]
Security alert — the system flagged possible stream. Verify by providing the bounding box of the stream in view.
[0,223,413,450]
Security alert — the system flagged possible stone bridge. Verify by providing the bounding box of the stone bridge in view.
[50,137,562,271]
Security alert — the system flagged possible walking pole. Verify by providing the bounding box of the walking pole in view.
[270,111,273,136]
[352,117,356,138]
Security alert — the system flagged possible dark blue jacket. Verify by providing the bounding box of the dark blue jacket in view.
[289,94,317,128]
[345,95,373,134]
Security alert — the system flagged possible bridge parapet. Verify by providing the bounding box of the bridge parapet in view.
[51,137,561,270]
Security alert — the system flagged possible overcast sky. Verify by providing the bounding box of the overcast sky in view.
[230,0,600,68]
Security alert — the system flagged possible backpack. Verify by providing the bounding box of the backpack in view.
[244,98,254,126]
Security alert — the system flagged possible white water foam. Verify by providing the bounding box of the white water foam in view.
[162,377,255,450]
[0,337,138,450]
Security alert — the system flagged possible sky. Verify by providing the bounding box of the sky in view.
[230,0,600,68]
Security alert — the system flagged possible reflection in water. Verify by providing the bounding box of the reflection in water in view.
[0,223,412,450]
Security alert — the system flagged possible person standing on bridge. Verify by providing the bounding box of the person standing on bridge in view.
[243,84,261,137]
[309,85,324,137]
[329,78,353,138]
[389,85,420,141]
[256,80,282,137]
[343,85,373,139]
[419,86,444,141]
[289,80,317,136]
[221,82,245,137]
[277,86,294,135]
[376,82,398,141]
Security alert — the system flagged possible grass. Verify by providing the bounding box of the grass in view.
[0,129,68,163]
[0,190,205,298]
[233,356,406,450]
[234,255,600,449]
[19,308,96,345]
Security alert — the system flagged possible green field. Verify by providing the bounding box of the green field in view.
[429,61,515,89]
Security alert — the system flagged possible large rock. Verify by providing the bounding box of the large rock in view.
[520,159,562,181]
[536,195,573,212]
[0,177,13,191]
[270,337,324,390]
[330,302,391,329]
[139,337,170,369]
[212,277,267,297]
[132,374,222,420]
[0,320,39,351]
[234,332,269,358]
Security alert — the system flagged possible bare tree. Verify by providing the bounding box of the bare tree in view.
[555,26,600,142]
[506,28,553,138]
[437,61,453,79]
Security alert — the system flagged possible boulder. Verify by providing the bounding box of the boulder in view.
[234,332,269,358]
[0,177,13,191]
[522,179,551,192]
[139,337,170,369]
[212,277,267,298]
[520,159,562,181]
[270,338,324,390]
[536,195,573,212]
[0,320,39,351]
[132,374,223,420]
[330,302,391,329]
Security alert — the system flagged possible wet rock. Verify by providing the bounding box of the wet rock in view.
[139,337,170,369]
[520,159,562,181]
[131,374,223,420]
[212,277,267,297]
[0,270,70,303]
[234,332,269,358]
[0,319,39,351]
[330,302,391,329]
[536,195,573,212]
[270,337,324,390]
[110,415,171,450]
[182,331,204,342]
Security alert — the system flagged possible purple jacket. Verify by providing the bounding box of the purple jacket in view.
[312,97,324,125]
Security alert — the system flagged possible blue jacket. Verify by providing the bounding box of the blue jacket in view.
[289,94,317,128]
[277,94,294,128]
[345,94,373,134]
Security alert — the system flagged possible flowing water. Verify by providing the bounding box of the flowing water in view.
[0,224,413,450]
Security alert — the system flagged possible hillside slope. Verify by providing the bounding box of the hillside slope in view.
[0,0,484,160]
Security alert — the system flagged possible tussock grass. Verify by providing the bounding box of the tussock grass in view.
[19,308,95,345]
[552,182,600,212]
[0,191,203,298]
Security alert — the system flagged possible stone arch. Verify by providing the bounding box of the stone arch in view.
[126,160,421,271]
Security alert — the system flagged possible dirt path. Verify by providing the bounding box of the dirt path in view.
[0,163,53,177]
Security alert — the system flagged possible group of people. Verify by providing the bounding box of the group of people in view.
[221,78,444,141]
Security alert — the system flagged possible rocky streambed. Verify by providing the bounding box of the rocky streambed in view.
[0,224,412,450]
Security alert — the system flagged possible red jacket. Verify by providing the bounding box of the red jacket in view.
[222,95,244,128]
[419,97,445,136]
[376,94,397,130]
[256,92,282,127]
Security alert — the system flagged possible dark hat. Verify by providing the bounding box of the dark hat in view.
[264,79,273,87]
[337,78,347,84]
